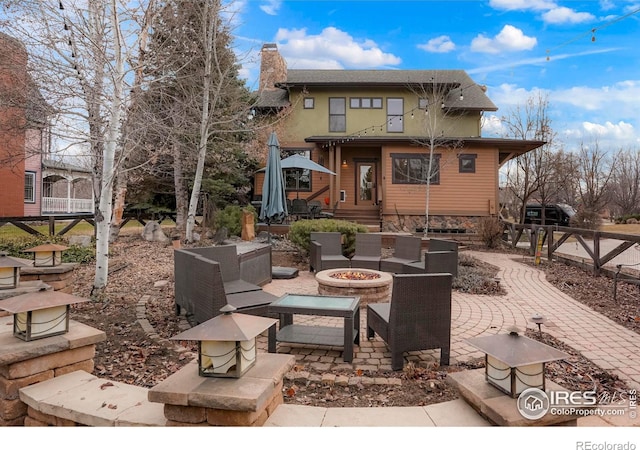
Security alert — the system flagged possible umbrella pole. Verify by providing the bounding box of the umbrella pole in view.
[296,171,300,199]
[267,220,272,244]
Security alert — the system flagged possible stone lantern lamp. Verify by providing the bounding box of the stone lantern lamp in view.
[171,305,277,378]
[23,243,69,267]
[466,327,568,398]
[0,289,89,341]
[0,251,27,290]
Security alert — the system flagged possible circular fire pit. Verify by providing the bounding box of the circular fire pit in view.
[315,268,392,305]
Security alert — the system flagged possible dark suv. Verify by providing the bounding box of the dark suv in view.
[524,203,576,226]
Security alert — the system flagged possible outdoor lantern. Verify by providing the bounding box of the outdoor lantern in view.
[0,252,27,290]
[23,243,69,267]
[170,305,277,378]
[530,313,547,335]
[466,327,568,398]
[0,289,89,341]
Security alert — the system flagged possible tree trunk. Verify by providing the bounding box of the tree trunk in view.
[185,1,215,243]
[173,142,188,236]
[93,0,125,291]
[109,170,127,243]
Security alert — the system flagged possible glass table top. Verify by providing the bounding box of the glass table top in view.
[272,294,359,311]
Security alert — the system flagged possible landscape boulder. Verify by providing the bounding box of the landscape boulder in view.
[141,221,169,242]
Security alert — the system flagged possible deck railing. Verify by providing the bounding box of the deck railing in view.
[42,197,94,214]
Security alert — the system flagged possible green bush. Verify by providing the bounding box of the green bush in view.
[214,205,257,237]
[289,219,368,257]
[0,235,95,263]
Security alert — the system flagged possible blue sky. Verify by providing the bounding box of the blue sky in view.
[231,0,640,152]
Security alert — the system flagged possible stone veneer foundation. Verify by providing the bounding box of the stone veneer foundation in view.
[315,269,392,305]
[0,315,105,426]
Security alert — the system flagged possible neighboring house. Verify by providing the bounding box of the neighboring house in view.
[0,32,93,218]
[253,43,543,232]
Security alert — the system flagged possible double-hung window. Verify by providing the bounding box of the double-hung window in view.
[24,172,36,203]
[329,97,346,132]
[283,149,312,192]
[391,153,440,184]
[387,98,404,132]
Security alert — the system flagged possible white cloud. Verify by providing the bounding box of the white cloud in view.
[582,121,635,140]
[274,27,402,69]
[470,25,537,54]
[259,0,282,16]
[417,36,456,53]
[489,0,557,11]
[542,7,595,24]
[482,114,506,136]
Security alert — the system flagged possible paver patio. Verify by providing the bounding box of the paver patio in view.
[257,250,640,391]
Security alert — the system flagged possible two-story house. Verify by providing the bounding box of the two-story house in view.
[253,43,543,232]
[0,32,93,219]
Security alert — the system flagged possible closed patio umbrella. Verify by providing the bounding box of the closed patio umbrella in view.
[259,132,288,243]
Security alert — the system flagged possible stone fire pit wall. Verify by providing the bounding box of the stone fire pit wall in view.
[315,269,392,305]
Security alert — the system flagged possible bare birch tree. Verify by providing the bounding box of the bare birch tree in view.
[1,1,157,292]
[409,75,467,235]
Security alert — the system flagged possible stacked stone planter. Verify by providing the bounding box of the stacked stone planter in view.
[148,354,295,426]
[0,316,105,426]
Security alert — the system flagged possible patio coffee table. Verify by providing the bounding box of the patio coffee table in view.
[267,293,360,362]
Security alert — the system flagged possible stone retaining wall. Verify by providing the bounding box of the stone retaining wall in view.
[0,317,105,426]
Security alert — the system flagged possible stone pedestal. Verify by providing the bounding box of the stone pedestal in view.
[448,368,582,426]
[148,353,295,426]
[0,315,105,426]
[0,281,52,302]
[20,262,77,294]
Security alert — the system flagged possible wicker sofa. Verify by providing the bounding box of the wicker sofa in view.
[174,247,277,324]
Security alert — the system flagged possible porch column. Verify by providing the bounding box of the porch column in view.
[66,179,71,213]
[329,145,335,207]
[335,144,342,208]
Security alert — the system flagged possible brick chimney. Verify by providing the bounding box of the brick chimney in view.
[259,43,287,92]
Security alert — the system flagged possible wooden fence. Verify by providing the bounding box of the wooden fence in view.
[0,213,178,238]
[502,222,640,280]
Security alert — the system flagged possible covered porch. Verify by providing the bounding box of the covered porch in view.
[41,160,94,214]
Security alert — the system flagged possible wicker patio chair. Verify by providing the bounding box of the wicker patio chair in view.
[187,245,262,294]
[366,273,452,370]
[309,232,350,272]
[174,249,276,325]
[429,238,459,255]
[379,235,422,273]
[290,198,311,220]
[350,233,382,270]
[403,250,458,277]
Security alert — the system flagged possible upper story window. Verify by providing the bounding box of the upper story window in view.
[391,153,440,185]
[25,172,36,203]
[459,154,477,173]
[304,97,315,109]
[350,97,383,109]
[387,98,404,132]
[283,149,312,192]
[329,97,346,132]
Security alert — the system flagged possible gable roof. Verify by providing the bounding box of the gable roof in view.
[259,69,497,111]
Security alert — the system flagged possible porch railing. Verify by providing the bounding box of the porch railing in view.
[42,197,94,214]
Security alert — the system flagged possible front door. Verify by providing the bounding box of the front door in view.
[356,161,376,206]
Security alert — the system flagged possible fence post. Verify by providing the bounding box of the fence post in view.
[48,216,55,236]
[593,231,601,275]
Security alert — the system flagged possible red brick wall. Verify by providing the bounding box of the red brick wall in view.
[0,33,28,217]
